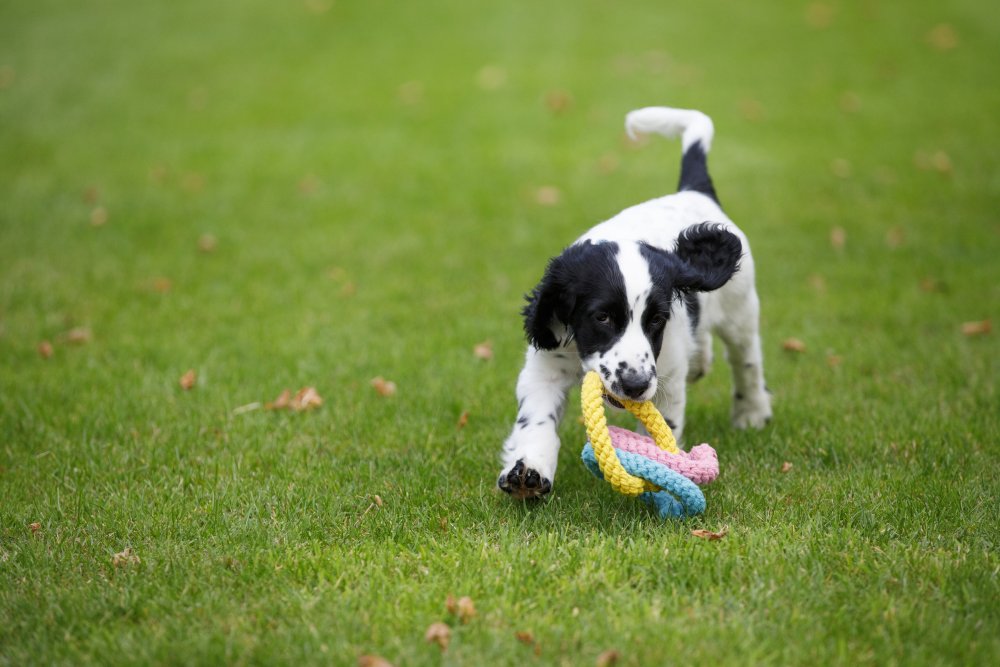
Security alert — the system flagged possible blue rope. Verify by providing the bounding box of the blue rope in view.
[581,442,707,519]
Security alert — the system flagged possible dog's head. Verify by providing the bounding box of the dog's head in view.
[522,223,743,401]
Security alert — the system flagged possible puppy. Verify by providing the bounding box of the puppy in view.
[497,106,772,499]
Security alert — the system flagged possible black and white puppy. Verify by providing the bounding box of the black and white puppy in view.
[498,106,772,499]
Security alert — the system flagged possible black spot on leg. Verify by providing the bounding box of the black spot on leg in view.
[517,398,525,411]
[548,412,557,423]
[735,392,744,400]
[600,364,611,380]
[666,418,677,430]
[744,362,754,369]
[536,421,546,426]
[617,361,627,369]
[517,416,529,429]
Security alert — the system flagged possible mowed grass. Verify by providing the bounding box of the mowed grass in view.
[1,0,998,664]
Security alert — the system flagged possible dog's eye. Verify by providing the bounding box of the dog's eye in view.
[594,312,611,325]
[650,313,667,328]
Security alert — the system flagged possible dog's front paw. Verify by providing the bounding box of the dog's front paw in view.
[732,390,772,429]
[497,459,552,499]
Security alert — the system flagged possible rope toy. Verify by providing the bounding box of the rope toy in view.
[579,371,719,518]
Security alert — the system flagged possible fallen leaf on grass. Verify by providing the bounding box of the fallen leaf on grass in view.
[357,656,395,667]
[961,320,991,336]
[371,377,397,397]
[544,89,574,114]
[37,341,53,359]
[885,226,906,249]
[829,226,846,250]
[456,411,469,429]
[782,338,807,353]
[90,206,108,227]
[738,98,765,122]
[515,631,535,645]
[373,494,383,508]
[152,277,173,293]
[112,547,140,568]
[179,369,197,390]
[29,522,41,534]
[291,386,323,411]
[198,234,217,253]
[63,327,92,345]
[926,23,959,52]
[454,596,477,623]
[424,622,451,650]
[839,91,861,113]
[691,527,728,541]
[473,340,494,360]
[781,461,793,473]
[266,389,292,410]
[596,649,621,667]
[804,2,835,29]
[535,186,561,206]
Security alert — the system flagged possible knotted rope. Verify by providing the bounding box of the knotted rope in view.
[579,370,719,518]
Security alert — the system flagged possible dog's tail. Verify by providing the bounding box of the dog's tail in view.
[625,106,719,204]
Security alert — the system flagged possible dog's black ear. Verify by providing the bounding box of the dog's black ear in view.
[522,251,577,350]
[674,223,743,291]
[524,241,615,349]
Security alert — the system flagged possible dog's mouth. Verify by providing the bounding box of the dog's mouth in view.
[604,394,626,409]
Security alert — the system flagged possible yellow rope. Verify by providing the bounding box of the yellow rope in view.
[581,370,679,496]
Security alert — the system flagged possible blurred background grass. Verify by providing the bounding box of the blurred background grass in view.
[1,1,998,665]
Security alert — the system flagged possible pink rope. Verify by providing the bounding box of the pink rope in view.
[607,426,719,485]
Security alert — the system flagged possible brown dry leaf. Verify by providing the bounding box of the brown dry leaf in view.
[0,65,15,90]
[439,516,449,532]
[782,338,807,353]
[535,186,561,206]
[808,274,827,293]
[545,89,574,114]
[152,277,173,293]
[596,649,621,667]
[63,327,92,345]
[473,340,494,360]
[198,234,218,253]
[691,527,728,541]
[112,547,140,568]
[476,65,507,91]
[357,656,395,667]
[926,23,959,51]
[83,186,101,204]
[445,594,458,615]
[515,631,535,645]
[373,494,383,508]
[804,2,835,29]
[37,341,54,359]
[291,386,323,411]
[885,226,906,249]
[780,461,793,473]
[830,226,846,250]
[830,158,851,179]
[181,172,205,192]
[738,98,765,122]
[90,206,109,227]
[371,377,397,397]
[304,0,333,15]
[398,80,424,106]
[597,153,620,174]
[826,353,843,368]
[931,151,953,174]
[298,174,322,195]
[179,369,197,390]
[266,389,292,410]
[456,411,469,429]
[29,522,41,534]
[456,596,477,623]
[961,320,992,336]
[424,622,451,650]
[839,91,862,113]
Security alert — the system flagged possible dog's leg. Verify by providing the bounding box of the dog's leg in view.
[497,347,579,499]
[716,286,772,429]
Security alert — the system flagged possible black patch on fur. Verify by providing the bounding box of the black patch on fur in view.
[684,291,700,331]
[666,418,677,430]
[522,241,623,351]
[673,223,743,292]
[678,141,719,205]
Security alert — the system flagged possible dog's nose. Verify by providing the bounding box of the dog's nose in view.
[619,372,651,400]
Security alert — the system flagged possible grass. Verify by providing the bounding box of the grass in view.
[1,0,998,664]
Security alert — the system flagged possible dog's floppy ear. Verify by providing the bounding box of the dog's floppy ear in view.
[522,252,576,350]
[673,223,743,291]
[523,242,608,349]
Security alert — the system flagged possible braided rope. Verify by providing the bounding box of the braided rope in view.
[580,370,718,518]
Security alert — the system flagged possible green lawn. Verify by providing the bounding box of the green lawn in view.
[2,0,998,665]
